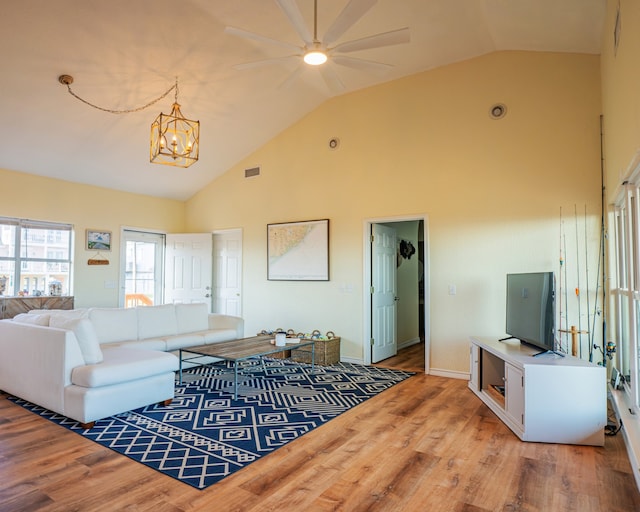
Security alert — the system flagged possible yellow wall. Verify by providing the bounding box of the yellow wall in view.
[601,0,640,199]
[0,50,603,374]
[187,51,603,373]
[0,168,185,307]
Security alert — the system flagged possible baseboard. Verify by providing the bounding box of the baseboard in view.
[609,385,640,492]
[398,338,421,350]
[340,356,364,365]
[429,368,470,380]
[341,340,421,367]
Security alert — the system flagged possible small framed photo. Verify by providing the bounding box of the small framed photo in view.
[86,229,112,251]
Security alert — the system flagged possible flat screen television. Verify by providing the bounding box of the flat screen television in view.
[504,272,556,354]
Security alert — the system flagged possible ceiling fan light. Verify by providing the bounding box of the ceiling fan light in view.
[304,50,328,66]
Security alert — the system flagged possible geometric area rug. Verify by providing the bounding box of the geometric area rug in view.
[9,358,413,490]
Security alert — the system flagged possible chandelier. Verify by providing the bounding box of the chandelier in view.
[150,81,199,168]
[59,75,199,168]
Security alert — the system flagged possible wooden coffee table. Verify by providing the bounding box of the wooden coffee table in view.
[178,335,315,399]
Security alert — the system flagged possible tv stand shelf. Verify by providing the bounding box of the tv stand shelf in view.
[469,336,606,446]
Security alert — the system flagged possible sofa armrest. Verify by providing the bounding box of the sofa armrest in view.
[0,320,85,414]
[208,314,244,339]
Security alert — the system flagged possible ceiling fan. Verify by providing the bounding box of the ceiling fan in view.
[224,0,410,92]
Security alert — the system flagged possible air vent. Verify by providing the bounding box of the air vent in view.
[244,166,260,178]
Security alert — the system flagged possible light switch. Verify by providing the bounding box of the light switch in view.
[448,284,456,295]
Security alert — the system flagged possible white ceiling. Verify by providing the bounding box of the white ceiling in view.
[2,0,605,200]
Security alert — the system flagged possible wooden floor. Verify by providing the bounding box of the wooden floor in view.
[1,343,638,511]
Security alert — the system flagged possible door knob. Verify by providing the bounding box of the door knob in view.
[205,293,211,298]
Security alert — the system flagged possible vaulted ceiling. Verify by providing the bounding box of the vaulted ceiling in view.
[2,0,605,200]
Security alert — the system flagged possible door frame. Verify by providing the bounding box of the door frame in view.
[363,214,430,372]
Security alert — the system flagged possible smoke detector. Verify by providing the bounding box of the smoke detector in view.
[489,104,507,120]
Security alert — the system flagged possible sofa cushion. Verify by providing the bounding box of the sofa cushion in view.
[201,329,240,343]
[137,304,177,340]
[101,338,167,351]
[175,303,209,334]
[50,316,104,365]
[89,307,138,344]
[44,309,90,320]
[163,333,206,351]
[70,346,178,388]
[12,313,51,326]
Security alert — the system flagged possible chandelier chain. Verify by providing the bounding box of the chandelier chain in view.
[63,80,178,115]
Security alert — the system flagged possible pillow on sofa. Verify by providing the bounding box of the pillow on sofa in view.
[89,307,138,344]
[33,308,89,319]
[175,303,209,333]
[12,313,51,326]
[49,316,104,365]
[137,304,178,339]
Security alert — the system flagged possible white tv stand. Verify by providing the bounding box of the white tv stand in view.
[469,336,606,446]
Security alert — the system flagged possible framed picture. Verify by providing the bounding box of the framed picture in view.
[86,229,112,251]
[267,219,329,281]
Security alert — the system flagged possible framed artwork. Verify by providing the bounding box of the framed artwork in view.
[267,219,329,281]
[86,229,112,251]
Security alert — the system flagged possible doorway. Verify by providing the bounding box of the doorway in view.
[363,215,429,372]
[120,229,165,307]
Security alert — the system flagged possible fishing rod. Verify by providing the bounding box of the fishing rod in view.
[575,204,583,358]
[559,207,565,353]
[584,204,593,362]
[590,222,604,364]
[598,115,607,366]
[563,230,569,353]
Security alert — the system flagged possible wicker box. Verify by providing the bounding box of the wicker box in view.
[291,337,340,365]
[269,349,291,359]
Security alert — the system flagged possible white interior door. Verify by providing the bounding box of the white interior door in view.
[213,229,242,316]
[371,223,398,363]
[164,233,212,307]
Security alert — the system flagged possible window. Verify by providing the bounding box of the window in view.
[612,183,640,410]
[0,218,73,297]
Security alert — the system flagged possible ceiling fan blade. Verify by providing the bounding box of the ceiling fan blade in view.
[332,55,392,72]
[319,65,345,94]
[332,27,410,54]
[224,26,301,52]
[323,0,378,47]
[278,66,304,90]
[275,0,313,46]
[234,55,300,70]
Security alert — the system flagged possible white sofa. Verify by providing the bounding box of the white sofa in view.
[0,303,244,427]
